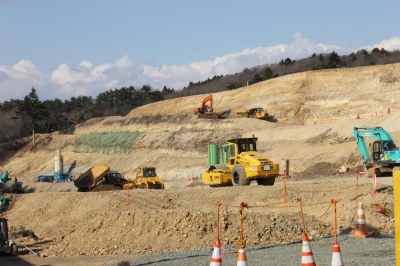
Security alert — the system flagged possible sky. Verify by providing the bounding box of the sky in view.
[0,0,400,102]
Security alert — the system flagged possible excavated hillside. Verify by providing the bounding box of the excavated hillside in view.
[3,63,400,188]
[0,63,399,260]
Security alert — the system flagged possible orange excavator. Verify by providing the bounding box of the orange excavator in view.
[192,94,230,119]
[193,94,213,114]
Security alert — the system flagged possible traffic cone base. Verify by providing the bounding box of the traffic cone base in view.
[210,239,222,266]
[301,233,316,266]
[331,243,344,266]
[237,248,247,266]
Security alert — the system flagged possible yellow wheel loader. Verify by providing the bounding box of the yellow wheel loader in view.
[237,108,268,120]
[201,137,279,187]
[133,167,165,189]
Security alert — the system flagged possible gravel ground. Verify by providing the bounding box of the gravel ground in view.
[119,234,395,266]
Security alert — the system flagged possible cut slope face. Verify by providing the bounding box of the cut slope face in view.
[2,63,400,188]
[124,63,400,122]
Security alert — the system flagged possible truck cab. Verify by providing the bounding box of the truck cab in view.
[372,140,397,161]
[226,137,279,186]
[226,138,257,166]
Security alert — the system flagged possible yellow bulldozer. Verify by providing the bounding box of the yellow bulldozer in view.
[132,167,165,189]
[236,107,268,120]
[201,137,279,187]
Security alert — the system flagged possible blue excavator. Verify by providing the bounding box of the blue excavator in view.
[353,127,400,175]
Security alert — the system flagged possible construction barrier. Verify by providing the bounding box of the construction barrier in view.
[210,203,224,266]
[119,170,391,263]
[207,174,390,264]
[210,239,223,266]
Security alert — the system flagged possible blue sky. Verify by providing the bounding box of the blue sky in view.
[0,0,399,101]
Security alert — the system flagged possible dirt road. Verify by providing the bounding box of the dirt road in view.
[2,234,394,265]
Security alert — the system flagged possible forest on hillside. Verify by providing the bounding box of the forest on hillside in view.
[167,48,400,98]
[0,48,400,144]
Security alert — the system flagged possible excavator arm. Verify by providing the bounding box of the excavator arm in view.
[193,95,213,114]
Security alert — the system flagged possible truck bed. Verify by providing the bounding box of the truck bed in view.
[73,164,110,189]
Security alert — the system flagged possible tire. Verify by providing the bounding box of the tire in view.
[11,243,18,255]
[374,167,382,177]
[257,177,275,186]
[231,164,251,186]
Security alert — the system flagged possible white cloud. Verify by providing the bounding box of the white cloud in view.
[142,33,349,88]
[361,37,400,51]
[0,34,399,102]
[0,60,47,100]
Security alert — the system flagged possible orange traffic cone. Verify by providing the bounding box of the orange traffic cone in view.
[356,113,360,119]
[210,239,222,266]
[237,248,247,266]
[301,232,316,266]
[331,242,344,266]
[351,202,369,238]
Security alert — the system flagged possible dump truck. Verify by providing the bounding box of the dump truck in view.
[201,137,279,186]
[73,164,129,191]
[132,167,164,189]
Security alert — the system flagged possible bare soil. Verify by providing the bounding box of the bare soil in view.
[1,63,399,263]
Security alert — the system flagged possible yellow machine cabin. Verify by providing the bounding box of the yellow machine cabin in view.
[202,137,279,187]
[133,167,164,189]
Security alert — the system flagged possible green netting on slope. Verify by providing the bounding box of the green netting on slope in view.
[74,131,141,154]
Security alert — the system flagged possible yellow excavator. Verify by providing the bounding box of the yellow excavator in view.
[201,137,279,186]
[132,167,165,189]
[237,107,268,120]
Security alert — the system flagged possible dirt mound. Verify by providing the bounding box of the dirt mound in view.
[297,162,343,178]
[4,178,394,257]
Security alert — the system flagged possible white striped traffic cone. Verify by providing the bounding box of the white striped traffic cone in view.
[237,248,247,266]
[210,239,222,266]
[301,232,316,266]
[351,202,368,238]
[331,242,344,266]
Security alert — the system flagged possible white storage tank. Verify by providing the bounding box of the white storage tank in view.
[54,150,63,181]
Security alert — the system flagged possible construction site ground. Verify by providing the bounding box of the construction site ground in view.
[1,63,400,265]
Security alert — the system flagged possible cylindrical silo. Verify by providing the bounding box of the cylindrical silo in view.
[54,150,63,182]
